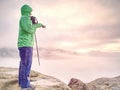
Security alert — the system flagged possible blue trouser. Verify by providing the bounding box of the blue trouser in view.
[18,47,33,88]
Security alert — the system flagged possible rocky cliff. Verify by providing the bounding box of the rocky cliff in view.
[0,67,71,90]
[0,67,120,90]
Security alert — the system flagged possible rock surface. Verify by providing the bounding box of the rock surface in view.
[0,67,71,90]
[68,77,120,90]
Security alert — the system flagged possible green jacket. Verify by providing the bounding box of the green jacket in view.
[17,5,42,47]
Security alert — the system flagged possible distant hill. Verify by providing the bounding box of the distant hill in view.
[0,48,18,58]
[0,47,78,59]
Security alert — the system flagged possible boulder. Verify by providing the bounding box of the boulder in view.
[68,78,87,90]
[0,67,71,90]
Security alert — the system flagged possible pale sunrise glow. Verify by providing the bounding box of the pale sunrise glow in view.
[101,43,120,52]
[75,49,90,53]
[58,41,77,49]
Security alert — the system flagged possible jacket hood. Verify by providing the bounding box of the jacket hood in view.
[21,4,32,16]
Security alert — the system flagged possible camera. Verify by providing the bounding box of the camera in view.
[30,16,46,28]
[30,16,38,24]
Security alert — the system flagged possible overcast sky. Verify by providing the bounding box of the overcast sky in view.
[0,0,120,54]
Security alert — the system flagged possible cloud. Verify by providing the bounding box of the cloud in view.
[97,0,120,9]
[87,50,120,57]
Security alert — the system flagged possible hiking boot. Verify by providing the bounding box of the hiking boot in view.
[21,88,29,90]
[21,86,35,90]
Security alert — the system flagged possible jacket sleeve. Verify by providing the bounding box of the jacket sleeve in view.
[20,16,42,34]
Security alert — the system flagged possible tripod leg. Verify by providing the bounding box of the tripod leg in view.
[35,33,40,66]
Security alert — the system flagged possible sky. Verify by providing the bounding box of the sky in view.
[0,0,120,82]
[0,0,120,55]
